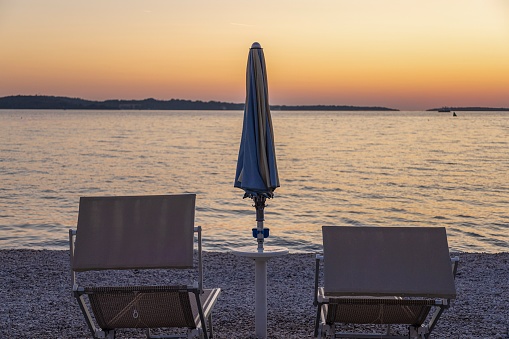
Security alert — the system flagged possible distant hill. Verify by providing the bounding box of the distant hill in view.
[0,95,243,110]
[0,95,398,111]
[270,104,398,111]
[427,107,509,112]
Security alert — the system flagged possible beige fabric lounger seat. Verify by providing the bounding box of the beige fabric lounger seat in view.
[69,194,220,339]
[314,226,458,339]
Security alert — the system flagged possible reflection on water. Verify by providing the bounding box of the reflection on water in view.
[0,110,508,253]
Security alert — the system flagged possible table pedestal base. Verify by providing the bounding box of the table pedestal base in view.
[232,246,289,339]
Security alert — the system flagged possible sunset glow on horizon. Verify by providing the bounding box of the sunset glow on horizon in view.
[1,0,508,110]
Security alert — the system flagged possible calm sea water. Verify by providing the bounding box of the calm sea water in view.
[1,110,508,253]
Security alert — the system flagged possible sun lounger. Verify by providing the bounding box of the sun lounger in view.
[69,194,220,339]
[314,226,458,339]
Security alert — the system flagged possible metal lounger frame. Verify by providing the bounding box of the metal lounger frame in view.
[313,226,459,339]
[69,194,219,339]
[70,226,218,339]
[314,255,459,339]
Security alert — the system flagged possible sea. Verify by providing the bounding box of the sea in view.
[1,109,508,253]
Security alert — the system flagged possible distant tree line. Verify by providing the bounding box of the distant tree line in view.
[427,107,509,112]
[271,104,398,111]
[0,95,244,110]
[0,95,399,111]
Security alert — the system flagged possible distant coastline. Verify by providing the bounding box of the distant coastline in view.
[427,106,509,112]
[0,95,398,111]
[2,95,508,112]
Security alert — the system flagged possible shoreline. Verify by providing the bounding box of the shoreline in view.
[1,250,508,338]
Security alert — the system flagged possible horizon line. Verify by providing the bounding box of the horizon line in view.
[1,94,509,112]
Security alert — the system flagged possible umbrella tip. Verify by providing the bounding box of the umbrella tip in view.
[251,42,262,49]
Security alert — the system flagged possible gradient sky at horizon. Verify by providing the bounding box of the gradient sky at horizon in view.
[1,0,508,110]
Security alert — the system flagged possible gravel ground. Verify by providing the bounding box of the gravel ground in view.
[1,250,508,338]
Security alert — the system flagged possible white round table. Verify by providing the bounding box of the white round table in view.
[232,246,289,339]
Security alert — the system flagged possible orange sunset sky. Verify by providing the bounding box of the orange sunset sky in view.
[1,0,508,110]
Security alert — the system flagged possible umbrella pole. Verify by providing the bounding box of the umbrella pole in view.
[254,195,267,338]
[254,195,266,251]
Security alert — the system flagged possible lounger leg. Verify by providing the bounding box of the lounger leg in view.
[315,304,332,339]
[192,291,208,339]
[427,305,446,336]
[207,314,214,338]
[318,323,332,339]
[74,293,102,338]
[188,328,203,339]
[314,304,322,337]
[409,326,429,339]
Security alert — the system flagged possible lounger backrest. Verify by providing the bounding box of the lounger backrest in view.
[322,226,457,298]
[72,194,196,271]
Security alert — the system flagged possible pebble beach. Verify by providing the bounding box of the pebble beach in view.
[1,250,508,338]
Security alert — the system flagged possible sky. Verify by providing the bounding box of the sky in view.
[1,0,508,110]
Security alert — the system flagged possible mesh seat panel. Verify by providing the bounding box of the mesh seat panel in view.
[326,298,435,325]
[86,285,196,330]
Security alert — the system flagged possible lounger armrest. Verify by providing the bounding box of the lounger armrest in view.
[451,256,459,279]
[317,287,329,303]
[200,288,221,321]
[314,254,324,306]
[69,229,77,287]
[195,226,203,293]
